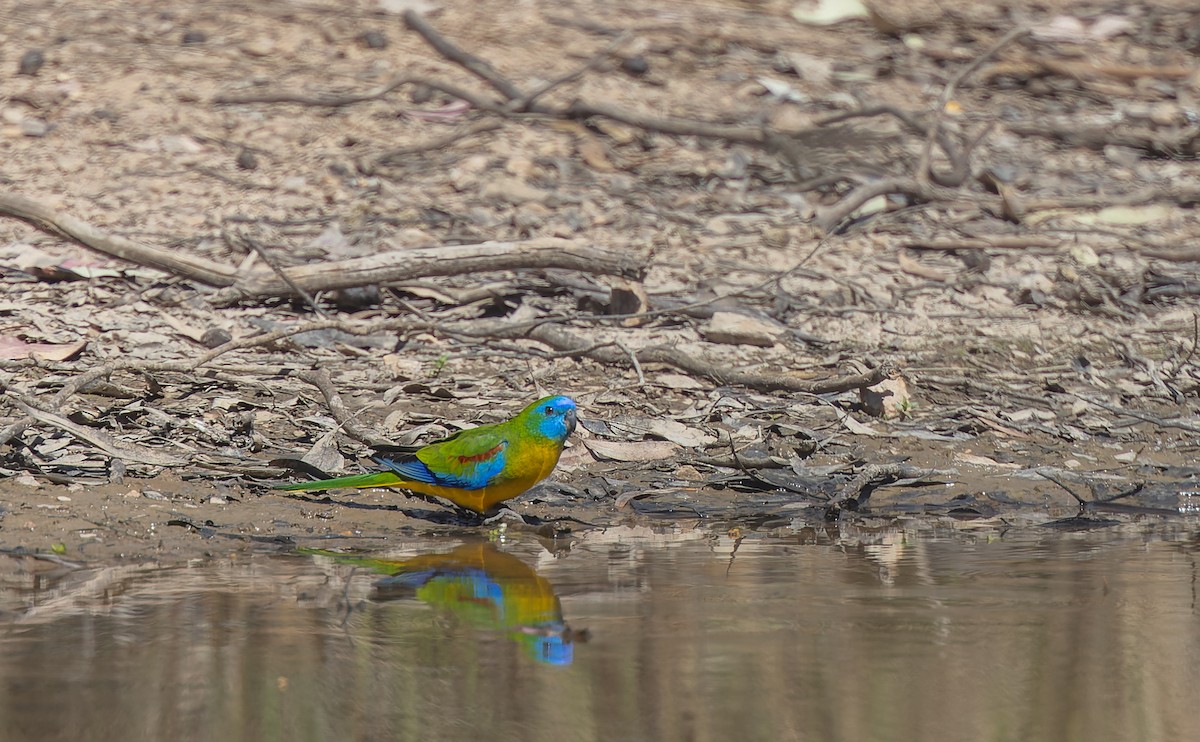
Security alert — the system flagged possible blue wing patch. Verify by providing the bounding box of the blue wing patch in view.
[372,455,440,485]
[373,445,508,491]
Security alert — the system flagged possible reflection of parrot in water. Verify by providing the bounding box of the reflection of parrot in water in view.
[275,395,577,513]
[308,542,577,665]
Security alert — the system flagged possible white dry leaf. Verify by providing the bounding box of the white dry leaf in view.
[792,0,868,25]
[655,373,707,390]
[1078,204,1175,226]
[956,453,1021,469]
[377,0,439,15]
[784,51,833,84]
[1005,408,1039,423]
[704,311,785,347]
[860,375,912,419]
[305,224,354,259]
[67,265,122,278]
[1089,15,1134,40]
[757,77,810,104]
[158,312,208,342]
[301,432,345,472]
[1029,15,1088,42]
[840,413,882,436]
[645,418,718,448]
[1031,14,1133,42]
[2,243,56,268]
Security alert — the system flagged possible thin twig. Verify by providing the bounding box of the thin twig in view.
[917,26,1029,186]
[1037,468,1087,503]
[296,369,391,446]
[512,31,632,110]
[230,230,329,317]
[615,340,645,386]
[214,74,504,112]
[403,9,526,101]
[363,120,503,172]
[1072,394,1200,434]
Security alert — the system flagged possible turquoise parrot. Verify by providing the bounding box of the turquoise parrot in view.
[275,395,577,513]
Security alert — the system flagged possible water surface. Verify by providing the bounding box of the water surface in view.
[2,524,1198,742]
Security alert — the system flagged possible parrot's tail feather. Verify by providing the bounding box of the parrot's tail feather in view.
[274,472,400,491]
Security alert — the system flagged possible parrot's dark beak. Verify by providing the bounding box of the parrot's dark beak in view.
[565,408,578,435]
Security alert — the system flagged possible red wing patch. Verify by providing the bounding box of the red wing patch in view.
[457,442,505,465]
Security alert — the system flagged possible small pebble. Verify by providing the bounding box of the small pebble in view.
[621,55,649,76]
[409,84,434,104]
[359,30,388,49]
[236,149,258,170]
[21,118,50,137]
[181,29,207,44]
[201,327,233,348]
[18,49,44,76]
[333,286,381,310]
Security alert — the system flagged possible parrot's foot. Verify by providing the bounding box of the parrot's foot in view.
[480,507,528,526]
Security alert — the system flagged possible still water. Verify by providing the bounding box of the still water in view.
[2,524,1199,742]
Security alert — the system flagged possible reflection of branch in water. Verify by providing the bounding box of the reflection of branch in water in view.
[0,561,146,627]
[1037,470,1174,519]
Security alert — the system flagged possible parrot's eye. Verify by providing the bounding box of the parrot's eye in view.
[544,405,554,415]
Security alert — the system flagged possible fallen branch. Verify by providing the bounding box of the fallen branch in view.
[1008,120,1200,158]
[216,238,645,302]
[0,190,237,286]
[296,368,391,447]
[517,323,898,394]
[812,177,934,233]
[0,190,643,300]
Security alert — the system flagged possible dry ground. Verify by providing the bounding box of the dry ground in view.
[2,0,1200,561]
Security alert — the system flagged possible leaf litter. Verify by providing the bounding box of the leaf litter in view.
[0,1,1199,561]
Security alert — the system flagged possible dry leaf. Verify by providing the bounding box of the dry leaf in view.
[794,0,868,26]
[14,400,187,466]
[158,312,208,342]
[897,251,952,282]
[0,336,86,361]
[839,413,882,436]
[645,419,718,447]
[860,375,912,419]
[585,439,680,462]
[704,311,784,347]
[302,432,345,472]
[655,373,707,390]
[956,453,1021,469]
[578,135,616,172]
[556,443,593,472]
